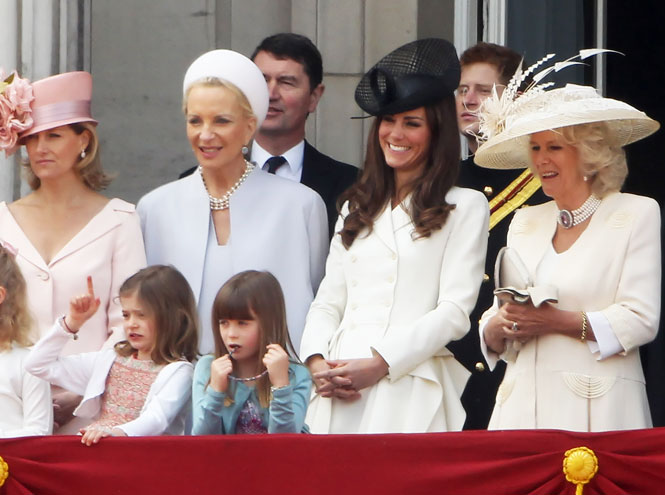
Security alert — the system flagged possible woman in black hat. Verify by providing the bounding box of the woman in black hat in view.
[299,39,490,433]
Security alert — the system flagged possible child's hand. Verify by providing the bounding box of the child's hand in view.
[79,427,126,446]
[67,276,101,332]
[209,355,233,393]
[263,344,289,389]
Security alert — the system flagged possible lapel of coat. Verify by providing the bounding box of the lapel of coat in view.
[0,202,49,271]
[512,202,557,275]
[173,170,212,301]
[373,201,397,253]
[49,198,132,266]
[300,141,329,195]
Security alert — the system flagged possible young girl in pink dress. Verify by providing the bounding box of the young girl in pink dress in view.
[26,265,199,445]
[0,242,52,437]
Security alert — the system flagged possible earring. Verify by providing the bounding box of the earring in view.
[241,145,249,155]
[80,149,86,159]
[583,175,589,182]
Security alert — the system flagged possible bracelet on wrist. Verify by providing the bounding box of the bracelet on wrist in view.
[580,312,588,342]
[60,315,79,340]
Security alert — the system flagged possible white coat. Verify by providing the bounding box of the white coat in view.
[481,192,661,431]
[300,187,489,433]
[25,321,193,435]
[137,167,328,352]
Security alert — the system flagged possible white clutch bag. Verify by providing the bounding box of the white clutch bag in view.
[493,247,558,308]
[493,247,558,361]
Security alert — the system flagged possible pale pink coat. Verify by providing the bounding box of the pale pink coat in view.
[0,198,147,355]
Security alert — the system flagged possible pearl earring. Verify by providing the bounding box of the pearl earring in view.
[80,150,86,159]
[241,145,249,155]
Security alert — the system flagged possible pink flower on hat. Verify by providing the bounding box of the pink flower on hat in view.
[0,70,35,157]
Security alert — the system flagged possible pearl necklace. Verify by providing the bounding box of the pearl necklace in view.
[199,161,254,211]
[557,194,601,229]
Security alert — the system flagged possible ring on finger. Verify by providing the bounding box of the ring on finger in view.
[511,321,519,332]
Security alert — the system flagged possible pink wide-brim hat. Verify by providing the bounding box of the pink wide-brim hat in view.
[19,71,97,140]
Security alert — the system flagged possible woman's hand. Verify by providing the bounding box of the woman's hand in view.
[79,427,126,446]
[263,344,290,388]
[306,355,359,401]
[66,276,101,333]
[313,353,389,395]
[485,301,590,350]
[209,355,233,393]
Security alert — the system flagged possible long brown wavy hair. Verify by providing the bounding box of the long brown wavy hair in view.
[339,95,460,248]
[0,245,33,349]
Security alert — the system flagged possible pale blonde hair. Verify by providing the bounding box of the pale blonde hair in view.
[528,122,627,198]
[182,77,255,120]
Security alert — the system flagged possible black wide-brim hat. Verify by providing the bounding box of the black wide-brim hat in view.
[354,38,460,117]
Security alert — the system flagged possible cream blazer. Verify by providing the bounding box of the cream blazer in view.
[481,192,661,431]
[137,167,328,351]
[301,187,489,433]
[0,199,147,354]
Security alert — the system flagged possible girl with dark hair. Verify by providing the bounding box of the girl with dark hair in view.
[300,39,489,434]
[192,270,311,434]
[25,266,199,445]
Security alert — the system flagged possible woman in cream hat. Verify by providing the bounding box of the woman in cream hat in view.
[475,81,661,431]
[300,39,489,433]
[0,70,147,432]
[137,50,327,357]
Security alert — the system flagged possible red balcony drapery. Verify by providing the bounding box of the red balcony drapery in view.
[1,428,664,494]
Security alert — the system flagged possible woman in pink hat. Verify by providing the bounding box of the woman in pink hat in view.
[0,70,147,433]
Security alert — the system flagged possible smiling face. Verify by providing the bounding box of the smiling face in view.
[185,84,256,171]
[529,130,590,207]
[24,125,89,183]
[456,62,503,139]
[253,51,322,140]
[378,107,431,180]
[218,315,261,362]
[120,291,157,361]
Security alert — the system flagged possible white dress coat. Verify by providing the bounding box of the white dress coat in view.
[300,187,489,433]
[481,192,661,432]
[137,167,328,352]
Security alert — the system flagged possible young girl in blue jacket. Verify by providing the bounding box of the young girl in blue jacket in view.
[192,270,311,434]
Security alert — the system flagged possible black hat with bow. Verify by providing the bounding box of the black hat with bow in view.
[354,38,460,117]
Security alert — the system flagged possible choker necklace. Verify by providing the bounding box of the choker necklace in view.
[199,160,254,211]
[557,195,601,229]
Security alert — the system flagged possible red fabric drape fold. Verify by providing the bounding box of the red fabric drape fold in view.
[1,428,664,494]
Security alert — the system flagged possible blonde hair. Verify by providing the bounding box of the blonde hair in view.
[22,122,113,191]
[211,271,298,408]
[114,266,199,365]
[182,77,255,120]
[0,245,33,348]
[527,122,627,198]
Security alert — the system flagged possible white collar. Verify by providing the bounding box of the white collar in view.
[251,140,305,175]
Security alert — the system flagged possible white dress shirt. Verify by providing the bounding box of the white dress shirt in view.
[251,140,305,182]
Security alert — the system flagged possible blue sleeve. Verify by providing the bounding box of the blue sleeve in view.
[267,363,312,433]
[191,355,227,435]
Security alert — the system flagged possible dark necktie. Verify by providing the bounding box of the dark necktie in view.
[266,155,287,174]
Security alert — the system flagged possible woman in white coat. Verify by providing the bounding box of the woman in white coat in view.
[137,50,328,354]
[474,81,661,431]
[300,39,489,434]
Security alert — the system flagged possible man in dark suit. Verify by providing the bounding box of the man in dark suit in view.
[449,42,547,429]
[250,33,358,238]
